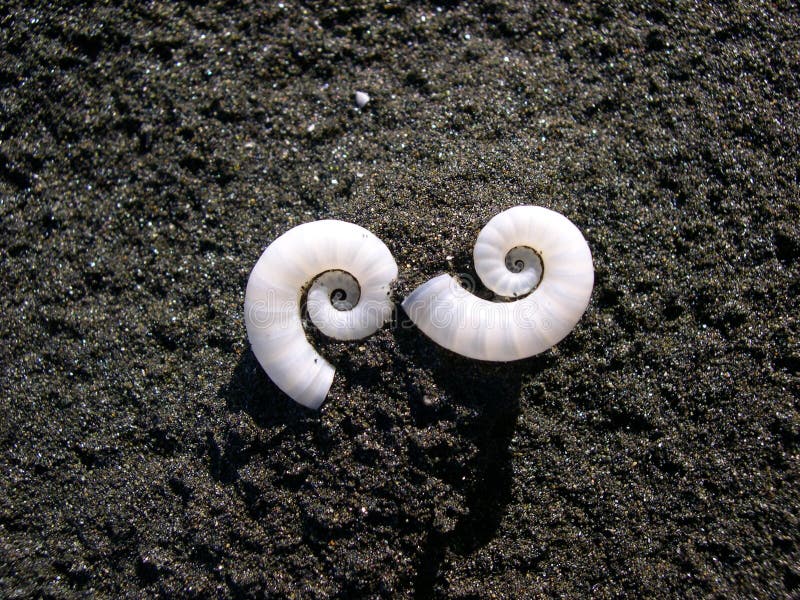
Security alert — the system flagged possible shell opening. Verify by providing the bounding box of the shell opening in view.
[310,270,361,312]
[330,288,348,308]
[504,246,543,294]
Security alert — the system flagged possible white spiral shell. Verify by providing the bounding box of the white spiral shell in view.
[244,220,398,409]
[401,206,593,362]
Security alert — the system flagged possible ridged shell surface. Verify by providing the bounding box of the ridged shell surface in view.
[402,206,593,361]
[245,220,397,409]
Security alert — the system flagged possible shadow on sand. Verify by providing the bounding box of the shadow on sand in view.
[217,309,552,596]
[390,316,554,598]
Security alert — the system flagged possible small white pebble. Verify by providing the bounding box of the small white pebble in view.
[355,91,370,108]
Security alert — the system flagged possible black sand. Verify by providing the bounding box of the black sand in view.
[1,2,799,597]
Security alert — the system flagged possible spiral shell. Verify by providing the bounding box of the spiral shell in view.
[244,220,398,409]
[401,206,593,361]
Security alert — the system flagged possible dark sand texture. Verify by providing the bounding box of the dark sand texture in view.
[1,2,799,597]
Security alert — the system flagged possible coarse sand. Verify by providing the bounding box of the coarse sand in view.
[1,2,798,597]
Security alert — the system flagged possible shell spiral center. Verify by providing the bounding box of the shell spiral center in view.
[503,246,543,295]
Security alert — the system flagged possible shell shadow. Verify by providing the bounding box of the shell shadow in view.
[221,347,316,428]
[392,307,553,598]
[217,309,551,597]
[213,348,321,484]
